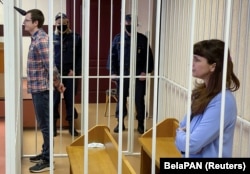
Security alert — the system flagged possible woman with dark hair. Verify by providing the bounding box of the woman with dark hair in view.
[175,39,240,157]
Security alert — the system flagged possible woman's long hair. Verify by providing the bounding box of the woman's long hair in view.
[191,39,240,116]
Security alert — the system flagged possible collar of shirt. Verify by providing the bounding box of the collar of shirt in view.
[31,29,42,41]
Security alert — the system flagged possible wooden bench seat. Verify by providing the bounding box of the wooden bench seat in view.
[138,118,181,174]
[66,125,136,174]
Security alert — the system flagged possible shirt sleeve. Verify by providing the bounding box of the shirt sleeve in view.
[38,37,50,71]
[175,92,236,155]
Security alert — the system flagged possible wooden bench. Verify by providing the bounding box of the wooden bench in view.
[66,125,136,174]
[138,118,181,174]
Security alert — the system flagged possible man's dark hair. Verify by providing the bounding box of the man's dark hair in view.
[26,9,44,28]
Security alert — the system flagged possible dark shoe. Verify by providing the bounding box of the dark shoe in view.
[29,160,50,173]
[137,126,145,134]
[69,128,79,136]
[68,121,79,136]
[30,154,43,163]
[113,123,125,133]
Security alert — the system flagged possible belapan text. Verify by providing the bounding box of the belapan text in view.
[164,162,202,169]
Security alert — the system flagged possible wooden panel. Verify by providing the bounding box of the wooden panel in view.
[0,73,4,99]
[142,118,179,138]
[67,146,118,174]
[23,99,69,128]
[138,118,181,174]
[0,100,4,117]
[66,125,136,174]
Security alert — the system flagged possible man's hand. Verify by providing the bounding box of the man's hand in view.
[56,83,66,93]
[139,72,146,81]
[68,69,74,76]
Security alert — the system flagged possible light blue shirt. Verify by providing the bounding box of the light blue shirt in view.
[175,90,237,157]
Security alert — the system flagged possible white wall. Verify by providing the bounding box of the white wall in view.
[125,0,154,37]
[0,0,66,76]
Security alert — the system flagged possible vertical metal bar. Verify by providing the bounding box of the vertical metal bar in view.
[174,0,180,118]
[179,0,186,119]
[184,0,190,79]
[83,0,90,173]
[48,0,54,173]
[71,0,76,139]
[185,0,196,158]
[240,0,250,156]
[95,0,101,125]
[107,0,113,128]
[173,0,177,82]
[158,0,167,120]
[58,0,64,141]
[170,0,175,80]
[117,0,126,172]
[127,0,137,153]
[235,0,244,157]
[218,0,232,157]
[234,0,242,78]
[151,0,161,173]
[166,1,171,118]
[176,0,181,83]
[4,0,20,173]
[80,0,85,135]
[145,0,152,122]
[58,0,64,152]
[17,0,24,165]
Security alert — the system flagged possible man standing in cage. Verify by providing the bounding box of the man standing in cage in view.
[22,9,65,172]
[53,12,82,137]
[175,39,240,157]
[107,14,154,134]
